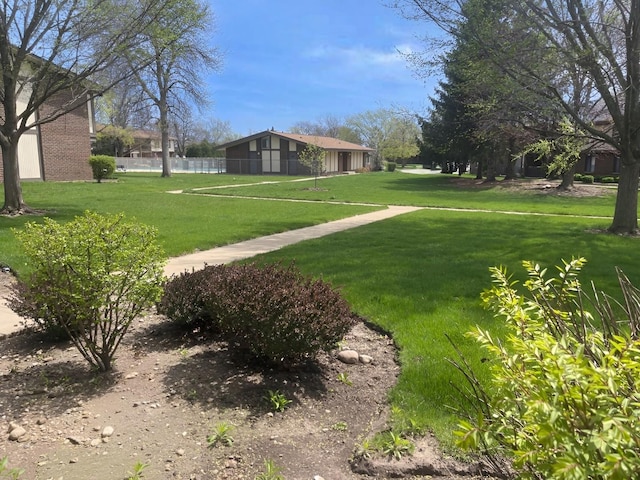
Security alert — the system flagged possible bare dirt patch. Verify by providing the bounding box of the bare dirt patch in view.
[0,273,498,480]
[448,177,611,198]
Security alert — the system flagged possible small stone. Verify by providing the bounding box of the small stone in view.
[359,354,374,364]
[90,438,101,447]
[69,458,79,464]
[175,448,185,457]
[66,436,84,445]
[8,425,26,441]
[125,372,138,379]
[101,426,114,438]
[337,350,359,364]
[314,476,326,480]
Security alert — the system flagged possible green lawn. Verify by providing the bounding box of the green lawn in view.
[186,171,619,217]
[2,170,638,446]
[0,174,381,274]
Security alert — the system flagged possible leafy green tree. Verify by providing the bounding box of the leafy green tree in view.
[94,125,135,157]
[380,116,420,167]
[10,212,165,372]
[346,109,420,170]
[393,0,640,233]
[127,0,222,177]
[298,142,326,188]
[0,0,172,214]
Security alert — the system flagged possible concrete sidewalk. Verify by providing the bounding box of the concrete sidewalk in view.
[0,205,422,337]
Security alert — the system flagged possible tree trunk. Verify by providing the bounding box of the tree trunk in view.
[1,140,27,214]
[485,152,497,182]
[475,159,483,179]
[609,158,640,233]
[159,94,171,178]
[609,155,639,234]
[558,163,576,191]
[504,137,516,180]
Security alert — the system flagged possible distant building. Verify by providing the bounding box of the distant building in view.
[127,129,177,158]
[217,130,374,175]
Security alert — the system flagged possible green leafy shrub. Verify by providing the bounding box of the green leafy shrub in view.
[573,173,583,182]
[455,258,640,480]
[159,263,360,365]
[600,176,616,183]
[9,211,165,371]
[386,161,397,172]
[581,174,594,184]
[88,155,116,183]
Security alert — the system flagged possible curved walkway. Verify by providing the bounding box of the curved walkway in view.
[0,205,422,336]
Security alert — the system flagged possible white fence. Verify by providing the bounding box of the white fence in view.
[115,157,226,174]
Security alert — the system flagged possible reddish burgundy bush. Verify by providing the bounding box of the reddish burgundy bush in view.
[157,268,219,333]
[159,263,360,365]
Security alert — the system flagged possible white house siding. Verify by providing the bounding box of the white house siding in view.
[17,88,42,180]
[325,151,338,172]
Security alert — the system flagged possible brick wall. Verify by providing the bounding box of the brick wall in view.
[0,90,93,183]
[38,90,93,181]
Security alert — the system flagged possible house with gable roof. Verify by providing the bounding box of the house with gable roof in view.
[217,130,374,175]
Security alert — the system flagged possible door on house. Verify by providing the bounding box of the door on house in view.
[249,151,259,174]
[338,152,350,172]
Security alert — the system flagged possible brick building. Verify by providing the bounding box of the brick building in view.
[0,86,95,183]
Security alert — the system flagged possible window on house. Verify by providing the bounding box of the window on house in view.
[261,136,270,149]
[585,154,595,173]
[613,155,620,173]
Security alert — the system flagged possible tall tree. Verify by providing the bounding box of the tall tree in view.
[94,67,153,130]
[393,0,640,233]
[0,0,170,214]
[345,108,418,168]
[290,115,363,144]
[127,0,222,177]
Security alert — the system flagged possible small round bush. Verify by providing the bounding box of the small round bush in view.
[386,161,397,172]
[600,176,615,183]
[89,155,116,183]
[160,263,361,365]
[581,174,594,184]
[10,211,165,371]
[573,173,583,182]
[157,267,220,333]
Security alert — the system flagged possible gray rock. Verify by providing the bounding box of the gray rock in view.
[102,426,114,438]
[8,426,26,441]
[359,354,374,364]
[337,350,359,364]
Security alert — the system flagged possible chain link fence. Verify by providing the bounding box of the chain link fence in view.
[114,157,226,174]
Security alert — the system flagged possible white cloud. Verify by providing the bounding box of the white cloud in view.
[304,43,415,69]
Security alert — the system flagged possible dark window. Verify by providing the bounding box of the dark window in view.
[613,155,620,173]
[585,154,595,173]
[261,136,270,149]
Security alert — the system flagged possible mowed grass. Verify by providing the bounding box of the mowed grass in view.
[0,173,381,274]
[251,208,640,443]
[188,171,619,217]
[2,170,638,447]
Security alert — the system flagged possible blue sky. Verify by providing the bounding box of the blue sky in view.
[206,0,440,136]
